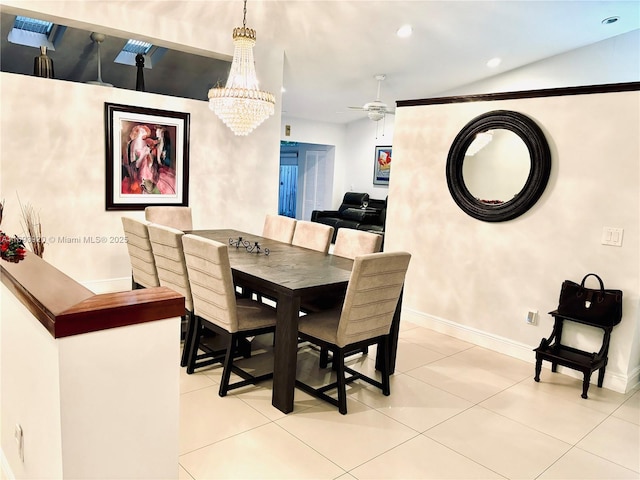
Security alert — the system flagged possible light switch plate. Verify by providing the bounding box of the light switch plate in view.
[601,227,623,247]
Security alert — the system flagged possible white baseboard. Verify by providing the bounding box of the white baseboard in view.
[622,365,640,393]
[402,308,535,363]
[402,307,636,394]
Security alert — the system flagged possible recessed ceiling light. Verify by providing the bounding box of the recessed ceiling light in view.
[396,25,412,38]
[602,16,620,25]
[281,86,286,93]
[486,57,502,68]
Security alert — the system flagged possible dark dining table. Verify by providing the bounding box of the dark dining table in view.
[187,229,402,414]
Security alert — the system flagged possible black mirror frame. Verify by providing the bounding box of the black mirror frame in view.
[446,110,551,222]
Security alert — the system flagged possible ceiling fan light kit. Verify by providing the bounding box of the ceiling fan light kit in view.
[367,110,385,122]
[208,0,275,136]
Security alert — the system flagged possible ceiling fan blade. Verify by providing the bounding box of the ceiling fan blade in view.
[348,106,367,110]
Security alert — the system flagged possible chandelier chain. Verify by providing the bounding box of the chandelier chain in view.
[243,0,247,28]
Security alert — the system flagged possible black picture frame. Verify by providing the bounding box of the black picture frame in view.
[105,103,190,211]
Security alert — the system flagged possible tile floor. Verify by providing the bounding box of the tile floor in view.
[178,321,639,480]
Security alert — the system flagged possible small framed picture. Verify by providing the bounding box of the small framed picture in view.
[105,103,190,210]
[373,146,392,186]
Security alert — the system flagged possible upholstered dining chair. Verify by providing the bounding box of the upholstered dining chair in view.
[303,228,384,315]
[262,214,297,244]
[292,221,334,254]
[295,251,411,414]
[147,223,198,367]
[144,206,193,231]
[332,228,383,259]
[121,217,160,290]
[317,228,384,366]
[182,234,277,397]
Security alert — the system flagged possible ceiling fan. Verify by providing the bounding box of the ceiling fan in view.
[349,74,395,121]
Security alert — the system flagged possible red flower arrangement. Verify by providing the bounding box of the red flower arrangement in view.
[0,198,27,262]
[1,230,26,263]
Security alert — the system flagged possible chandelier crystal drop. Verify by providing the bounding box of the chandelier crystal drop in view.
[209,1,275,136]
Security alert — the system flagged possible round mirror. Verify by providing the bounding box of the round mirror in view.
[462,129,531,204]
[446,110,551,222]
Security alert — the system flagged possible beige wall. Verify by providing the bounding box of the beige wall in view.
[0,1,283,287]
[0,72,282,286]
[387,90,640,392]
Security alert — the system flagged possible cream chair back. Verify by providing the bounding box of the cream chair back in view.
[145,206,193,231]
[336,251,411,347]
[262,214,297,244]
[291,221,334,253]
[333,229,383,259]
[182,234,240,333]
[147,223,193,312]
[121,217,160,289]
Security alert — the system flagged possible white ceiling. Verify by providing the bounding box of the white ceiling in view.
[1,1,638,126]
[244,0,640,124]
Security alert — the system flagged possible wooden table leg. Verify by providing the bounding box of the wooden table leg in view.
[272,294,300,413]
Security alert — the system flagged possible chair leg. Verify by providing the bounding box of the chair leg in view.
[380,338,390,396]
[186,315,203,374]
[239,337,252,358]
[219,333,237,397]
[534,356,542,382]
[335,348,348,415]
[181,311,195,367]
[319,348,330,368]
[581,372,592,399]
[597,366,606,388]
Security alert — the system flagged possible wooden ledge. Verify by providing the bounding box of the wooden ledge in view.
[1,252,184,338]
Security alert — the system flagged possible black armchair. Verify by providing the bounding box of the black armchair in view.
[311,192,385,242]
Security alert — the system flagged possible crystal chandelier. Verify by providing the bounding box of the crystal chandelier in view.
[209,0,275,136]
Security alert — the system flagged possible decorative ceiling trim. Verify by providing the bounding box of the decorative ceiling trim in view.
[396,82,640,107]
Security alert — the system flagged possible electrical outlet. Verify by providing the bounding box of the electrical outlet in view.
[526,310,538,325]
[15,423,24,462]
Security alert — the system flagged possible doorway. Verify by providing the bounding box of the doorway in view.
[279,162,298,218]
[279,142,335,220]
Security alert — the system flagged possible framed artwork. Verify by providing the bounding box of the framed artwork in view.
[105,103,190,210]
[373,146,392,186]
